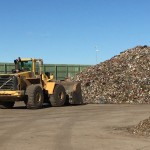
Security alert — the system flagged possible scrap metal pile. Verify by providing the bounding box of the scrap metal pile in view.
[128,117,150,136]
[74,46,150,104]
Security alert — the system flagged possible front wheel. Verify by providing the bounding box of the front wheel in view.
[25,84,44,109]
[0,101,15,109]
[49,84,66,107]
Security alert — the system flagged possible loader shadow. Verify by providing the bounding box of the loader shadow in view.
[12,103,87,109]
[12,106,27,109]
[63,103,87,107]
[12,103,51,109]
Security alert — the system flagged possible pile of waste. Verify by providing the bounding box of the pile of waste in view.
[73,46,150,104]
[128,117,150,136]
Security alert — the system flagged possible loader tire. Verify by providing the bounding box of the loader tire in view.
[50,84,66,107]
[0,101,15,109]
[64,94,70,106]
[25,84,44,109]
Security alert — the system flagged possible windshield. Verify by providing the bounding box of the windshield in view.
[18,61,32,71]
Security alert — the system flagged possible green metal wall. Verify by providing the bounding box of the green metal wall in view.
[0,63,90,80]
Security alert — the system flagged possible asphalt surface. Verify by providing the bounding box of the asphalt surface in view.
[0,103,150,150]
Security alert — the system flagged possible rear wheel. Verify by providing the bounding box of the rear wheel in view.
[49,84,66,106]
[0,101,15,109]
[25,84,44,109]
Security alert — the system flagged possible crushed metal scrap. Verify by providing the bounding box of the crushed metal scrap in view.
[128,117,150,136]
[73,45,150,104]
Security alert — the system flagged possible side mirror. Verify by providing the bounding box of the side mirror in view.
[14,59,17,64]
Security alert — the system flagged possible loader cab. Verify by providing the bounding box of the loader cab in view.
[13,58,43,75]
[14,58,32,73]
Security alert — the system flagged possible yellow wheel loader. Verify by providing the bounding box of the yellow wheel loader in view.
[0,57,83,109]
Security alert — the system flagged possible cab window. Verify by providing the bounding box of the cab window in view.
[18,61,32,71]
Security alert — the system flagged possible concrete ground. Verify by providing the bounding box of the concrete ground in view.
[0,103,150,150]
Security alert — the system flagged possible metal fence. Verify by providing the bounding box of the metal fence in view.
[0,63,90,80]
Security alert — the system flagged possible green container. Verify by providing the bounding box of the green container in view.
[56,65,68,80]
[0,64,5,73]
[0,63,91,79]
[6,64,15,74]
[43,65,56,79]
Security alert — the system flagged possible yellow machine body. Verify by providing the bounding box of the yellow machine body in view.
[0,57,83,108]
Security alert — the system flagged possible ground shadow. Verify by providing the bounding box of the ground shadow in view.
[12,103,87,109]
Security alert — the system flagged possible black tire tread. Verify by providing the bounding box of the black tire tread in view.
[50,84,66,107]
[25,84,44,109]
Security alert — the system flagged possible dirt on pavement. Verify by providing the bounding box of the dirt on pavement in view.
[0,102,150,150]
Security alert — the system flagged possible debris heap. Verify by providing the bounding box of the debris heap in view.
[128,117,150,136]
[74,46,150,104]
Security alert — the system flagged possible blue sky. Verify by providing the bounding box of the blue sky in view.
[0,0,149,64]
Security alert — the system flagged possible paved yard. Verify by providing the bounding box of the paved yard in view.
[0,103,150,150]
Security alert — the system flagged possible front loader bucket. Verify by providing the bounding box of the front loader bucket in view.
[60,81,83,105]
